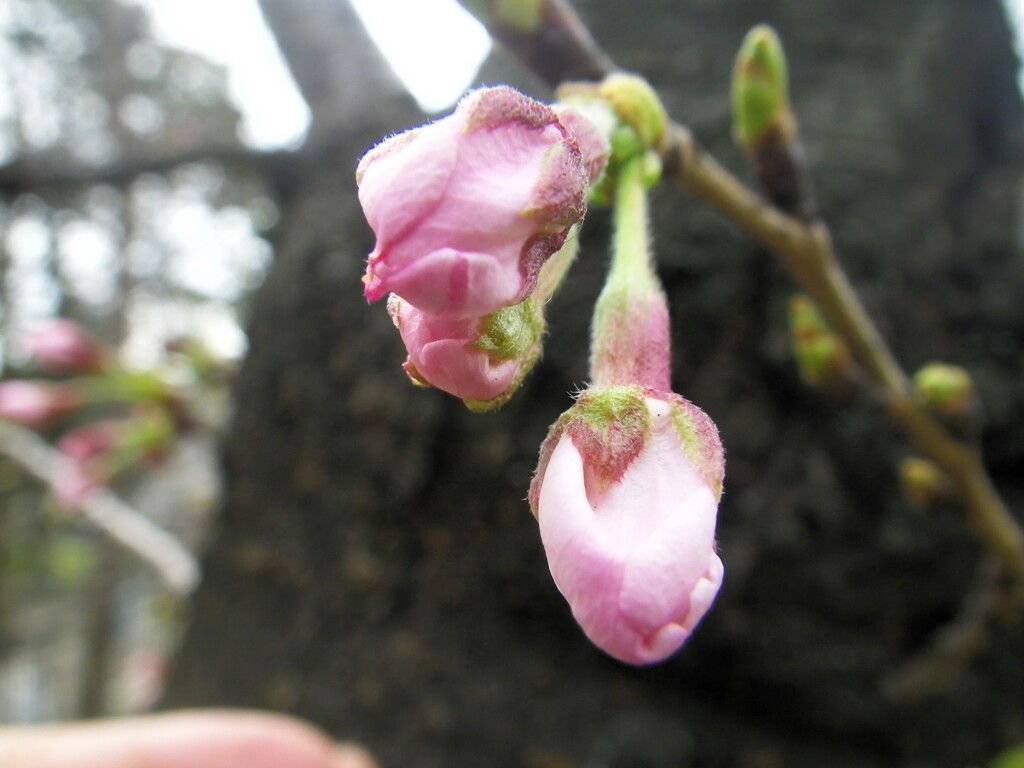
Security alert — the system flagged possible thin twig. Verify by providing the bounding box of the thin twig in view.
[881,558,1011,702]
[660,126,1024,594]
[0,422,200,596]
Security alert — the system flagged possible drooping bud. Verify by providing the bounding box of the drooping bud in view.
[57,421,120,462]
[529,385,725,665]
[912,362,975,420]
[553,104,611,185]
[52,410,174,509]
[24,319,104,374]
[788,295,852,391]
[388,294,545,412]
[732,25,793,152]
[357,86,589,319]
[899,457,953,508]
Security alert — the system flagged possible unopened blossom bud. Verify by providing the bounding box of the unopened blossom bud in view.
[358,86,589,319]
[52,411,174,509]
[553,105,611,185]
[913,362,975,420]
[388,293,545,412]
[529,385,725,665]
[24,319,104,373]
[0,381,79,427]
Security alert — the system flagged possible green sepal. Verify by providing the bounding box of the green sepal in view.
[471,297,544,362]
[598,73,668,152]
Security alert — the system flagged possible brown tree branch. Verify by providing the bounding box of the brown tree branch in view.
[461,0,613,86]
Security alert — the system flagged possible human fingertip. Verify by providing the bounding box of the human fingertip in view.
[333,741,379,768]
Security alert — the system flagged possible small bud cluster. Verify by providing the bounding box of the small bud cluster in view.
[0,319,228,510]
[357,86,608,411]
[356,78,724,665]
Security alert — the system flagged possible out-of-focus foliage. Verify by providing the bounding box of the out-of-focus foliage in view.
[1,0,278,722]
[990,746,1024,768]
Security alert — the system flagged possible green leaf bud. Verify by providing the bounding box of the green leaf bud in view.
[732,25,794,152]
[788,295,851,389]
[912,362,975,419]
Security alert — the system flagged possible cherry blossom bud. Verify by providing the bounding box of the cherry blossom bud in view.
[388,293,544,412]
[553,105,611,185]
[529,385,725,665]
[52,460,103,509]
[24,319,104,373]
[51,411,174,509]
[0,381,79,427]
[57,421,120,461]
[358,86,589,319]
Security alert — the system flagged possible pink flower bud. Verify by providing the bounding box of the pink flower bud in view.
[24,319,103,373]
[52,459,103,509]
[358,86,589,319]
[0,381,79,427]
[57,421,120,461]
[388,293,544,411]
[529,386,725,665]
[554,105,611,185]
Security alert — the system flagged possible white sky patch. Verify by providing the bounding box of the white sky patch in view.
[348,0,491,113]
[1006,0,1024,92]
[134,0,490,149]
[131,0,310,149]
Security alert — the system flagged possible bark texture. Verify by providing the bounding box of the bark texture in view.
[163,1,1024,766]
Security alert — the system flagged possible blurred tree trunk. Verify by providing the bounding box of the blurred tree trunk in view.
[162,1,1024,766]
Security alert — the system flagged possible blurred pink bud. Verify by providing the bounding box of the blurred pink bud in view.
[25,319,103,373]
[57,422,119,461]
[52,460,102,509]
[0,381,79,427]
[388,294,543,411]
[358,86,589,319]
[530,387,725,665]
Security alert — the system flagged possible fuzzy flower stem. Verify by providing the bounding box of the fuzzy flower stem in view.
[590,155,671,391]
